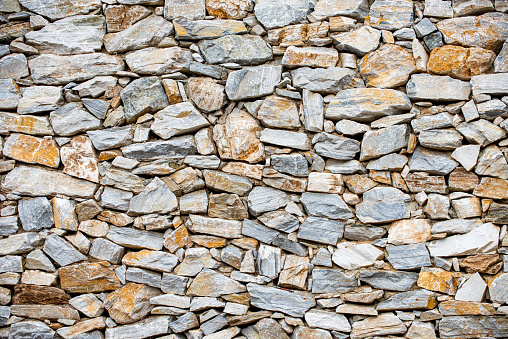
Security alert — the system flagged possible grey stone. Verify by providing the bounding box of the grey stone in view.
[333,26,381,56]
[74,75,116,98]
[366,153,408,171]
[257,96,300,130]
[305,309,351,333]
[335,120,370,136]
[419,129,463,151]
[325,159,367,174]
[25,15,105,55]
[151,102,209,139]
[311,248,332,267]
[187,268,246,297]
[407,74,471,101]
[260,128,311,150]
[386,243,432,270]
[200,314,228,335]
[272,236,308,256]
[82,99,108,119]
[29,53,123,85]
[164,0,205,20]
[189,62,223,79]
[376,289,436,311]
[123,250,178,273]
[494,40,508,72]
[180,189,208,214]
[17,86,63,115]
[247,186,290,216]
[204,170,252,196]
[344,225,387,241]
[101,187,133,212]
[247,283,315,317]
[298,216,344,245]
[312,0,368,20]
[312,132,360,160]
[325,88,411,122]
[225,65,282,100]
[125,47,193,75]
[414,18,437,37]
[439,316,508,338]
[107,226,164,250]
[43,234,86,267]
[367,0,413,30]
[257,244,281,279]
[0,255,22,273]
[105,316,171,339]
[184,155,220,169]
[393,27,416,40]
[168,312,199,333]
[121,136,197,161]
[359,124,409,161]
[18,197,53,232]
[431,219,479,235]
[258,210,299,233]
[128,177,178,216]
[0,216,17,236]
[105,15,173,53]
[50,102,100,136]
[100,168,144,193]
[254,0,312,29]
[89,238,125,264]
[0,53,28,80]
[0,79,20,110]
[477,99,508,120]
[292,67,355,94]
[489,273,508,304]
[87,126,135,151]
[8,320,55,339]
[300,192,353,220]
[126,267,161,288]
[471,73,508,96]
[242,219,280,244]
[271,154,308,177]
[302,90,324,132]
[355,187,411,224]
[311,268,358,293]
[121,77,169,123]
[475,145,508,179]
[409,146,458,175]
[199,35,272,65]
[360,270,419,291]
[25,249,56,272]
[0,233,40,256]
[0,306,9,327]
[2,165,97,199]
[19,0,100,20]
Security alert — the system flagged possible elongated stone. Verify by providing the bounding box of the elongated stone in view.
[174,19,246,40]
[366,0,414,31]
[125,47,193,75]
[121,136,197,161]
[387,243,432,270]
[406,74,471,101]
[107,226,164,250]
[312,268,358,293]
[19,0,101,21]
[333,26,381,56]
[292,67,355,94]
[225,65,282,100]
[43,234,86,267]
[356,187,411,224]
[254,0,312,29]
[360,270,419,291]
[350,313,407,339]
[199,34,272,65]
[105,316,170,339]
[59,262,122,293]
[203,170,252,196]
[376,289,437,311]
[187,268,246,297]
[439,316,508,338]
[3,134,59,169]
[247,283,315,317]
[260,128,311,150]
[312,132,360,160]
[164,0,206,20]
[105,283,161,324]
[188,215,243,238]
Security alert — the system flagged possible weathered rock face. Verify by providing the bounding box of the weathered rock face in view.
[0,1,506,338]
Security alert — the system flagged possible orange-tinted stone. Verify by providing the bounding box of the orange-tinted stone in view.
[59,262,122,293]
[3,133,59,168]
[428,45,495,80]
[417,267,460,295]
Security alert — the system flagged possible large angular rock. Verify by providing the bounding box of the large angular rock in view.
[188,215,242,238]
[2,165,97,198]
[360,270,419,291]
[409,146,458,175]
[50,103,100,137]
[174,18,246,40]
[164,0,206,20]
[439,316,508,338]
[18,198,53,232]
[121,77,169,123]
[128,177,178,216]
[87,126,134,151]
[0,54,28,80]
[247,283,315,317]
[257,96,300,130]
[105,283,161,324]
[300,192,353,220]
[406,74,471,101]
[187,268,246,297]
[452,0,495,16]
[125,47,193,75]
[121,136,197,161]
[59,262,122,293]
[474,178,508,199]
[312,132,360,160]
[350,313,407,339]
[427,223,499,257]
[19,0,101,20]
[388,219,431,245]
[3,134,59,169]
[186,77,225,112]
[0,78,20,110]
[8,320,56,339]
[360,124,409,161]
[151,102,209,139]
[387,243,432,270]
[471,74,508,97]
[312,0,369,20]
[25,15,105,55]
[292,67,355,94]
[436,12,508,51]
[105,15,173,53]
[297,216,344,245]
[254,0,312,29]
[199,34,272,65]
[43,234,86,267]
[29,53,123,85]
[356,187,411,224]
[366,0,414,31]
[247,186,289,216]
[225,65,282,100]
[60,135,99,183]
[325,88,411,122]
[376,289,437,311]
[333,26,381,56]
[360,44,416,88]
[0,112,53,136]
[17,86,63,115]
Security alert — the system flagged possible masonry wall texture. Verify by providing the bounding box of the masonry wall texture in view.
[0,0,507,338]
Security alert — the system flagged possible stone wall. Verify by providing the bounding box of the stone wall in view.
[0,0,508,338]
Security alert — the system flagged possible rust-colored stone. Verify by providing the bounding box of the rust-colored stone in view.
[449,167,479,192]
[417,267,460,295]
[12,284,70,305]
[59,262,122,293]
[473,177,508,200]
[105,5,151,33]
[208,193,248,220]
[190,235,227,248]
[460,254,503,274]
[163,225,193,253]
[104,283,161,324]
[439,300,496,316]
[206,0,253,19]
[3,133,59,168]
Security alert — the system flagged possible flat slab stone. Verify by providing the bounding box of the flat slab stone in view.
[125,47,193,75]
[188,215,243,238]
[174,19,246,40]
[366,0,414,31]
[225,65,282,100]
[121,136,197,161]
[254,0,312,29]
[59,262,122,293]
[311,268,358,293]
[312,132,361,160]
[282,46,338,68]
[291,67,355,94]
[300,192,353,220]
[439,316,508,338]
[0,78,20,110]
[187,268,246,297]
[19,0,101,20]
[360,270,419,291]
[333,26,381,56]
[305,309,351,333]
[298,216,344,245]
[387,243,432,270]
[199,34,272,65]
[247,283,315,317]
[376,289,437,311]
[356,187,411,224]
[106,226,164,250]
[17,86,63,114]
[350,313,407,339]
[3,134,60,169]
[406,74,471,101]
[360,124,409,161]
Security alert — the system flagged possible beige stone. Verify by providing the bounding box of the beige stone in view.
[278,255,309,290]
[60,135,99,183]
[388,219,431,245]
[307,172,344,194]
[104,5,150,32]
[206,0,254,19]
[59,262,122,293]
[104,283,161,324]
[473,178,508,200]
[282,46,338,68]
[186,77,225,112]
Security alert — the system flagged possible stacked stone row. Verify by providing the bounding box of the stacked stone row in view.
[0,0,507,338]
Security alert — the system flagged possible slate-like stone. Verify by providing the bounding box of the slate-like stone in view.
[247,283,315,317]
[121,77,169,123]
[121,136,197,161]
[0,78,20,110]
[105,283,161,324]
[356,187,411,224]
[406,74,471,101]
[292,67,355,94]
[128,177,178,216]
[333,26,381,56]
[3,134,60,168]
[254,0,312,29]
[376,289,437,311]
[199,34,272,65]
[409,146,458,175]
[0,53,29,80]
[387,243,432,270]
[43,234,86,267]
[87,126,135,151]
[366,0,414,31]
[7,320,56,339]
[50,102,101,136]
[360,270,419,291]
[311,268,358,293]
[360,124,409,161]
[17,86,63,115]
[260,128,311,150]
[300,192,353,220]
[312,132,361,160]
[125,47,193,75]
[438,316,508,338]
[19,0,101,20]
[297,216,344,245]
[164,0,206,20]
[106,226,164,250]
[225,65,282,100]
[187,268,246,297]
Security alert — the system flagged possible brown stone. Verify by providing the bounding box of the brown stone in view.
[213,110,265,164]
[360,44,416,88]
[12,284,70,305]
[460,254,503,274]
[449,167,479,192]
[439,300,496,316]
[11,304,79,320]
[267,22,329,46]
[342,289,384,304]
[208,193,248,220]
[186,77,225,113]
[97,210,133,227]
[59,262,122,293]
[2,133,59,168]
[346,175,378,194]
[262,168,307,193]
[163,225,192,253]
[206,0,254,19]
[0,112,53,136]
[405,172,448,194]
[98,150,120,161]
[417,267,460,295]
[190,235,227,248]
[162,79,183,105]
[428,45,496,80]
[105,5,151,33]
[57,317,106,339]
[227,311,272,326]
[222,161,264,180]
[278,255,309,290]
[104,283,161,324]
[473,177,508,199]
[60,135,99,183]
[282,46,338,68]
[452,197,482,219]
[0,22,31,43]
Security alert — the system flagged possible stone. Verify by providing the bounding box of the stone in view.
[474,178,508,199]
[207,193,246,220]
[174,19,246,40]
[164,0,206,20]
[105,15,173,53]
[199,34,272,65]
[188,214,242,238]
[105,283,161,324]
[471,74,508,97]
[307,172,343,194]
[439,300,495,316]
[366,0,414,31]
[359,124,409,161]
[60,135,99,183]
[411,112,454,133]
[104,4,151,32]
[260,129,311,150]
[168,312,199,333]
[405,172,447,194]
[43,233,86,267]
[312,268,358,293]
[25,15,105,55]
[356,187,411,224]
[51,198,78,232]
[87,126,135,151]
[305,309,351,333]
[3,134,59,169]
[125,47,192,75]
[29,53,123,85]
[12,284,69,305]
[350,313,407,339]
[82,99,109,119]
[204,170,252,196]
[388,219,431,245]
[419,129,463,151]
[409,147,458,175]
[494,40,508,72]
[428,222,499,257]
[475,145,508,179]
[257,96,300,130]
[187,268,246,297]
[242,219,280,244]
[438,316,508,338]
[186,77,225,112]
[69,294,104,318]
[425,0,453,17]
[107,226,164,250]
[257,244,281,278]
[417,267,460,295]
[89,238,124,264]
[257,211,298,233]
[406,74,471,101]
[121,77,169,123]
[282,46,338,68]
[0,79,20,109]
[326,88,411,122]
[50,103,101,136]
[460,254,503,274]
[455,273,488,302]
[254,0,312,29]
[225,65,281,100]
[105,316,170,339]
[333,26,381,56]
[0,255,23,273]
[127,177,178,216]
[17,86,63,114]
[206,0,253,19]
[332,243,383,269]
[0,53,28,80]
[436,12,508,51]
[18,0,100,20]
[428,45,496,80]
[8,320,56,339]
[213,110,265,163]
[489,273,508,304]
[360,270,419,291]
[74,76,117,98]
[360,44,416,88]
[11,304,79,320]
[450,145,481,172]
[377,289,437,311]
[59,262,122,293]
[247,283,315,317]
[300,192,353,220]
[271,154,308,177]
[453,0,495,16]
[292,67,355,94]
[295,216,342,245]
[312,132,360,160]
[101,187,133,212]
[0,232,41,256]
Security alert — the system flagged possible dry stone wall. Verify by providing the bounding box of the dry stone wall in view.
[0,0,508,338]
